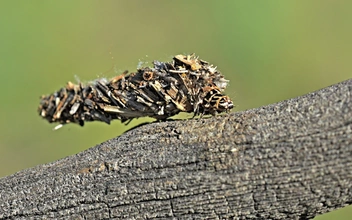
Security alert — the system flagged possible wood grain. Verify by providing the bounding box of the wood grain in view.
[1,79,351,219]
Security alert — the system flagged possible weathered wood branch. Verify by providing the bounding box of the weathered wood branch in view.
[1,79,351,219]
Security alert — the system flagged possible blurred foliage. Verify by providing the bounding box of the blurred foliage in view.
[0,1,351,218]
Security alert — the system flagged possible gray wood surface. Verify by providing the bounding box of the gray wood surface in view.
[1,79,351,220]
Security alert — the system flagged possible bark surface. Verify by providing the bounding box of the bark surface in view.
[1,79,351,219]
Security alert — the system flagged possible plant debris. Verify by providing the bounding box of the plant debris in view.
[38,54,234,128]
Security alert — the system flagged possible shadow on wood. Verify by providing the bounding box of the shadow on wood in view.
[0,79,351,219]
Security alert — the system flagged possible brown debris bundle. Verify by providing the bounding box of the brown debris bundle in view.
[38,54,234,127]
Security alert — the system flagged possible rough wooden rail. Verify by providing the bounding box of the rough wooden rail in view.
[1,79,351,219]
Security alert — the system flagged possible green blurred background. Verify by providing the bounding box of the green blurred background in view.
[0,1,351,219]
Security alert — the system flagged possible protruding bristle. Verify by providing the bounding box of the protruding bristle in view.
[53,124,63,130]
